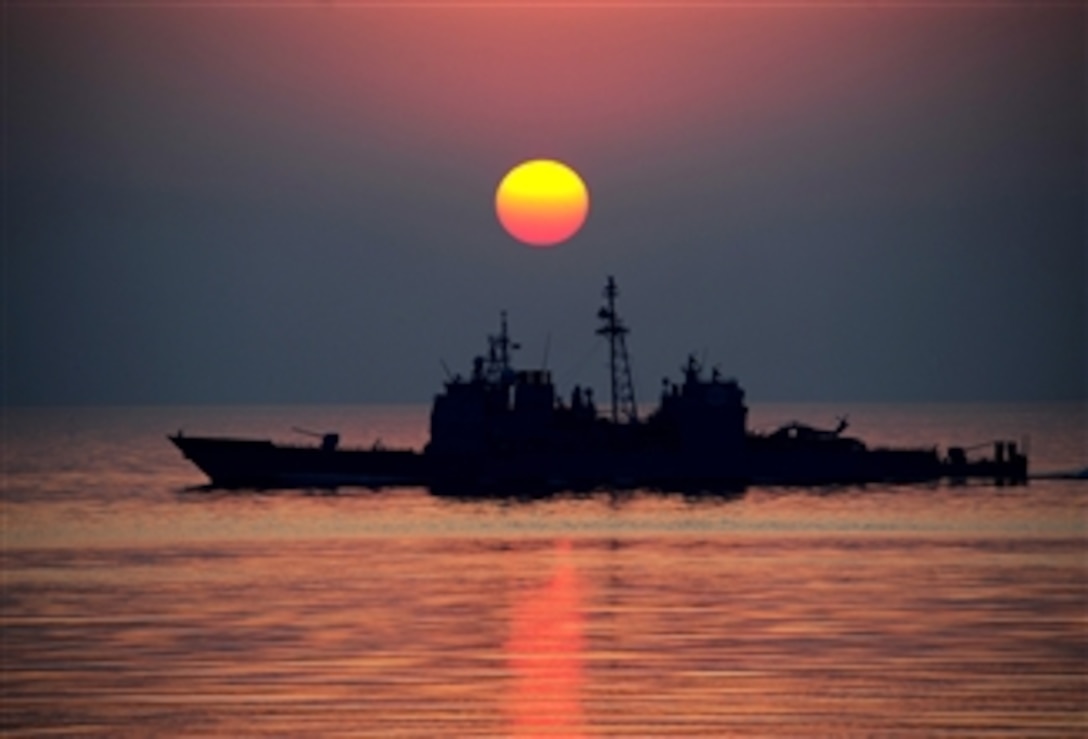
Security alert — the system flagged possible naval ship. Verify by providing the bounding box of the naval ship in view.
[170,277,1028,491]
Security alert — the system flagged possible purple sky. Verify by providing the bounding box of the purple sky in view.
[5,2,1084,404]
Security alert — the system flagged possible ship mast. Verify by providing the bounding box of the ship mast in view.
[596,276,638,424]
[486,310,519,383]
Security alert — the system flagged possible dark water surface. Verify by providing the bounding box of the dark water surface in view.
[3,404,1085,736]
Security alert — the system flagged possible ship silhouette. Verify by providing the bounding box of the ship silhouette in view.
[170,277,1028,491]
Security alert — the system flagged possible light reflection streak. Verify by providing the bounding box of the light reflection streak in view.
[506,539,586,738]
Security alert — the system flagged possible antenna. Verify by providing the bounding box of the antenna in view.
[596,276,638,424]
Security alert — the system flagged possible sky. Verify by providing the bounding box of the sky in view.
[4,1,1085,406]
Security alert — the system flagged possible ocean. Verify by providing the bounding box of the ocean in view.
[3,402,1085,737]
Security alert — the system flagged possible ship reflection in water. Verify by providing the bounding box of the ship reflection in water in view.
[507,539,586,737]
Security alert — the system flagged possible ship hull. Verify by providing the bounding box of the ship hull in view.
[170,435,426,489]
[426,448,749,494]
[747,443,946,486]
[171,434,1024,492]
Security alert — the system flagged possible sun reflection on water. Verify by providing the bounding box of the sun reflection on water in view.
[507,539,586,738]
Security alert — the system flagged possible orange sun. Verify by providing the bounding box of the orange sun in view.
[495,160,589,247]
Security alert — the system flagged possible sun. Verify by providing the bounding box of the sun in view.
[495,160,589,247]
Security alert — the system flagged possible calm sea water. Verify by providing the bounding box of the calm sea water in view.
[3,403,1085,737]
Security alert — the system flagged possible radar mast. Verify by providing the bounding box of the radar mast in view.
[596,276,638,424]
